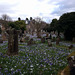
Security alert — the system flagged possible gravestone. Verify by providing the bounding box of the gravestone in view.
[25,36,29,40]
[23,34,26,37]
[56,37,60,45]
[58,55,75,75]
[6,28,20,55]
[0,39,3,43]
[45,33,49,40]
[27,38,35,45]
[47,39,52,47]
[2,31,7,41]
[41,37,45,43]
[37,32,41,38]
[20,37,25,43]
[67,56,75,75]
[46,33,49,37]
[52,37,56,42]
[68,45,73,49]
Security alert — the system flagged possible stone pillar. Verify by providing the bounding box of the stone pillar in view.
[6,28,19,55]
[6,29,14,55]
[14,29,19,54]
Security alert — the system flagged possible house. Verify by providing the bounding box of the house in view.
[25,17,47,36]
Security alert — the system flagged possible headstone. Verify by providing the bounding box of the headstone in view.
[52,34,56,39]
[56,37,60,45]
[46,33,49,37]
[27,38,35,45]
[45,33,49,40]
[20,37,25,43]
[69,45,73,49]
[25,36,29,40]
[23,34,26,37]
[52,37,56,42]
[41,37,45,43]
[6,28,20,55]
[67,56,75,75]
[0,39,3,43]
[47,39,52,47]
[14,29,19,55]
[59,56,75,75]
[2,31,7,41]
[37,32,41,38]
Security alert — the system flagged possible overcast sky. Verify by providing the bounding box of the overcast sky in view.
[0,0,75,23]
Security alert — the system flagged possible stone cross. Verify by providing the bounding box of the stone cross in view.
[6,28,20,55]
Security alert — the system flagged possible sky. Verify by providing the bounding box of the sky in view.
[0,0,75,23]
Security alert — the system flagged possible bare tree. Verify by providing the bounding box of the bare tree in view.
[30,17,46,37]
[0,14,12,29]
[1,14,12,21]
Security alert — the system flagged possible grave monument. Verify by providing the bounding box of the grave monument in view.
[6,28,20,55]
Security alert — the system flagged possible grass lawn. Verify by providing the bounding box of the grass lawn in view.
[0,40,75,75]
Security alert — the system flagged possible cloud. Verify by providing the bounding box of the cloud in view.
[0,0,18,18]
[51,0,75,17]
[0,4,15,14]
[0,0,75,23]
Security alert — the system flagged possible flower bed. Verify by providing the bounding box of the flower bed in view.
[0,41,74,75]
